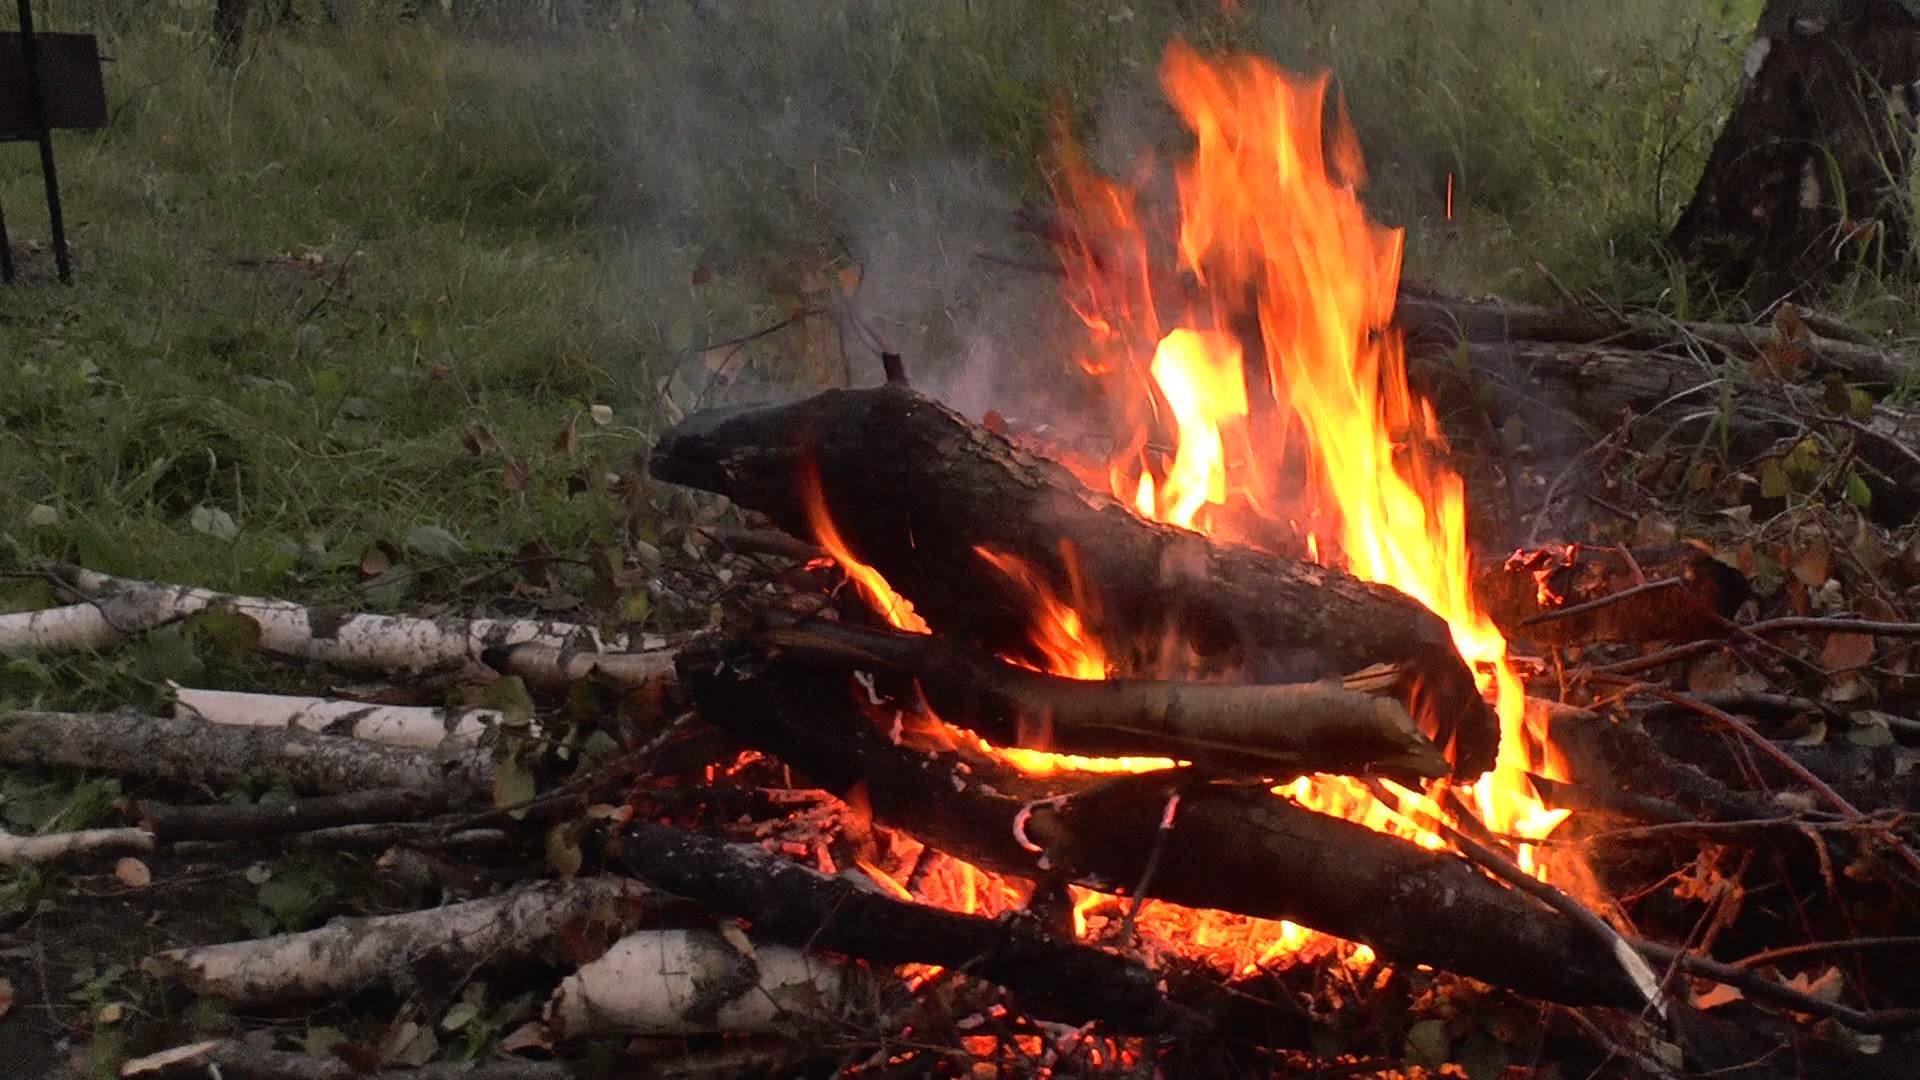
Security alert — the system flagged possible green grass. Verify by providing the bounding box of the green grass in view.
[0,0,1772,692]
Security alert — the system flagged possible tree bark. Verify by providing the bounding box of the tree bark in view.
[1669,0,1920,299]
[213,0,250,67]
[1475,544,1751,648]
[650,384,1500,778]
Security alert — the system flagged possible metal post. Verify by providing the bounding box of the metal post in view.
[16,0,71,284]
[0,192,14,283]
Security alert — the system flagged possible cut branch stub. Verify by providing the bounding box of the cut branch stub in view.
[650,384,1499,778]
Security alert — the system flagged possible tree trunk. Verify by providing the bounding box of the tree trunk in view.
[214,0,250,66]
[1669,0,1920,300]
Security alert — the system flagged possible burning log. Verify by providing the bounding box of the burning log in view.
[650,384,1500,777]
[603,823,1299,1041]
[1476,544,1750,647]
[758,616,1448,778]
[676,634,1647,1008]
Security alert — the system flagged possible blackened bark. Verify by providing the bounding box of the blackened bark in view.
[651,384,1500,778]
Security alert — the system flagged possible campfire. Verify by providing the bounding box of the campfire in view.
[16,30,1920,1080]
[653,38,1655,1023]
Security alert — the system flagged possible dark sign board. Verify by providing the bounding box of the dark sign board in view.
[0,32,106,140]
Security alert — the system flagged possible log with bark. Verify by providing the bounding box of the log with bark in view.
[673,633,1647,1008]
[650,383,1500,778]
[1669,0,1920,298]
[757,616,1449,777]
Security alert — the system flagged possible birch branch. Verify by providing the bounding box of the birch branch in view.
[144,877,661,1004]
[171,686,507,751]
[545,928,875,1038]
[41,563,656,673]
[121,1041,576,1079]
[0,602,119,654]
[0,826,154,867]
[0,710,489,796]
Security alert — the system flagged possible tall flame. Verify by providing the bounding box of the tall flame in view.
[1049,43,1569,875]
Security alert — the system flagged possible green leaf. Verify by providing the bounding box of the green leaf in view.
[1759,459,1791,499]
[130,628,205,684]
[440,1003,481,1033]
[405,524,467,561]
[1851,388,1876,420]
[1845,470,1873,509]
[491,756,536,812]
[618,591,651,624]
[184,609,262,660]
[257,876,325,931]
[189,506,240,542]
[482,676,536,727]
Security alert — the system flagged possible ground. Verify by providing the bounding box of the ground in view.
[0,0,1889,1075]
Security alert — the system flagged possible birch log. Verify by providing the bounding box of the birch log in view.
[0,826,154,867]
[145,877,662,1004]
[545,929,872,1038]
[171,687,507,751]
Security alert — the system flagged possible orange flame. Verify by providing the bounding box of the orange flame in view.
[798,458,929,635]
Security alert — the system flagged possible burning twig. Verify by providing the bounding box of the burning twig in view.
[1516,577,1685,629]
[759,617,1449,777]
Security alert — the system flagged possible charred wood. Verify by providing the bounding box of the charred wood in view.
[650,384,1499,777]
[757,617,1448,778]
[677,634,1647,1008]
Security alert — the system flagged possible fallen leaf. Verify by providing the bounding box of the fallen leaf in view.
[1791,537,1831,588]
[1822,632,1875,671]
[499,1022,552,1054]
[96,1002,123,1025]
[440,1002,480,1033]
[0,978,12,1018]
[543,823,583,880]
[588,404,613,426]
[25,504,59,527]
[1693,982,1744,1010]
[503,456,530,493]
[189,506,240,542]
[114,858,151,889]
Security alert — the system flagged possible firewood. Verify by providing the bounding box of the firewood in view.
[170,686,509,751]
[606,821,1308,1043]
[545,928,876,1038]
[0,709,489,797]
[134,787,454,843]
[677,634,1647,1007]
[122,1044,577,1080]
[143,877,662,1005]
[0,826,154,867]
[758,616,1448,778]
[650,384,1500,778]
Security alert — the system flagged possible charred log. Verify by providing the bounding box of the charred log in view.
[650,384,1499,778]
[677,634,1647,1008]
[606,821,1316,1045]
